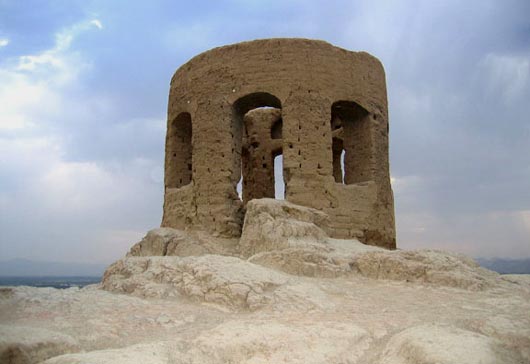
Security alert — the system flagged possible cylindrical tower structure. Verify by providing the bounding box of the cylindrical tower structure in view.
[162,38,395,249]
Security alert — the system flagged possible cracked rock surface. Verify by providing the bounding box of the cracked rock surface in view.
[2,259,530,364]
[102,255,289,310]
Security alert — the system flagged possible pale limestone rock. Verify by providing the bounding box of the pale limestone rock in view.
[248,236,382,278]
[501,274,530,294]
[249,244,500,289]
[42,342,171,364]
[180,320,371,364]
[1,266,529,363]
[239,202,498,289]
[127,228,239,257]
[240,198,330,257]
[249,247,352,277]
[467,314,530,361]
[0,325,79,364]
[352,249,499,290]
[127,228,207,257]
[102,255,289,310]
[379,324,517,364]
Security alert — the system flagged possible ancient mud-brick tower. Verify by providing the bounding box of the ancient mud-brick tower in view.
[162,38,396,249]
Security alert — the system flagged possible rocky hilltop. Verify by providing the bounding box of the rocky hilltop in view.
[1,199,529,364]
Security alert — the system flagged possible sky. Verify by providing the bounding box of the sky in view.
[0,0,529,264]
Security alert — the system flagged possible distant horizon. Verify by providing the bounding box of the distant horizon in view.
[1,257,114,266]
[1,256,530,277]
[0,257,108,277]
[2,254,530,268]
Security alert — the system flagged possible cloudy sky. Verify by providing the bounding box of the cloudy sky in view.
[1,0,529,264]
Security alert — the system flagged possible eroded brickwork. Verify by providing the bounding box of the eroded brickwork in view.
[241,108,282,203]
[161,38,396,249]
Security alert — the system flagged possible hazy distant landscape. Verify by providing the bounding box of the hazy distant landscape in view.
[0,258,107,277]
[0,276,101,288]
[0,259,104,288]
[475,258,530,274]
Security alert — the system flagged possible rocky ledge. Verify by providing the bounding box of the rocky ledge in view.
[1,199,529,363]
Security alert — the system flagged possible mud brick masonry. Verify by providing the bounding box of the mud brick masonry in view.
[162,38,396,249]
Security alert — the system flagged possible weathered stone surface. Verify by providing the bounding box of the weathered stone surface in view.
[127,228,238,257]
[2,263,530,363]
[102,255,289,310]
[501,274,530,293]
[352,249,500,290]
[161,38,395,249]
[41,342,171,364]
[248,244,502,289]
[179,320,371,364]
[0,325,79,364]
[237,200,499,288]
[379,324,517,364]
[127,228,189,256]
[240,198,329,257]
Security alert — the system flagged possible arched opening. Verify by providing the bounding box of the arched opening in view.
[166,112,192,189]
[330,101,372,184]
[232,93,284,204]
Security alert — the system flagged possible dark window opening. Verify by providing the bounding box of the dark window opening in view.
[271,118,283,139]
[331,101,371,184]
[166,112,192,188]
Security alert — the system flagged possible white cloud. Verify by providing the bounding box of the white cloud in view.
[479,53,530,104]
[41,161,115,212]
[13,19,103,84]
[0,18,161,263]
[0,38,9,47]
[0,132,162,262]
[90,19,103,30]
[55,18,103,51]
[0,70,61,130]
[391,175,421,191]
[519,210,530,235]
[0,18,104,132]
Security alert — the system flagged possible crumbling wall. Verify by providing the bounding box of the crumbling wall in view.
[161,38,395,249]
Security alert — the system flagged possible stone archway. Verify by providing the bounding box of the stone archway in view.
[232,93,284,204]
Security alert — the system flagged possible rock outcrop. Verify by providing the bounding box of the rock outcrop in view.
[127,228,238,257]
[378,324,517,364]
[2,266,529,363]
[240,198,330,257]
[0,325,79,364]
[102,255,289,310]
[112,199,502,290]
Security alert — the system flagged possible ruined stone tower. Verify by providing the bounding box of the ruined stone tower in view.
[162,38,396,249]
